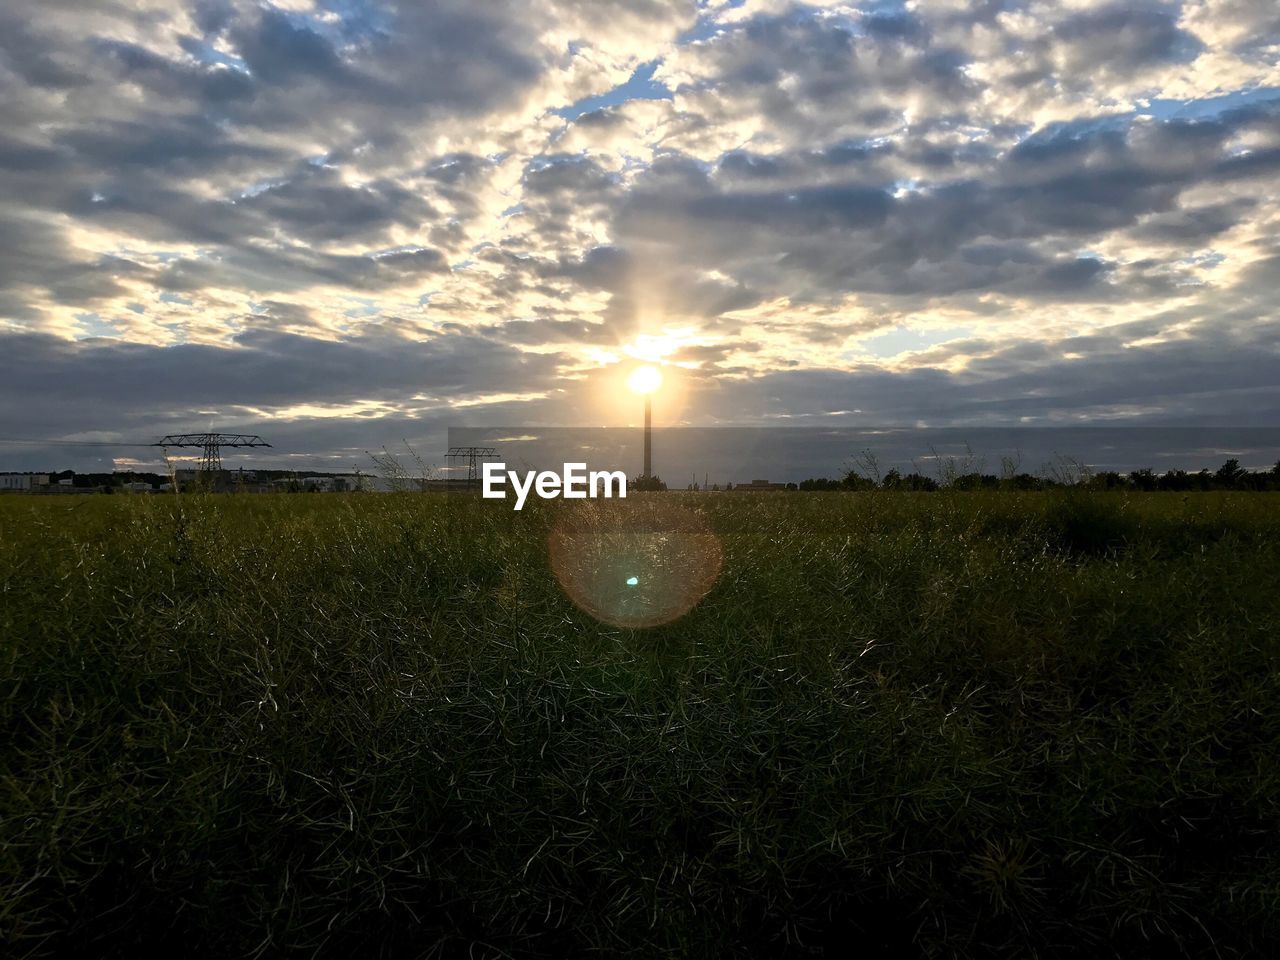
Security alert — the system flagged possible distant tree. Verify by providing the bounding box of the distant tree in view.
[1216,458,1247,488]
[840,470,876,491]
[880,469,939,491]
[797,453,1280,495]
[800,477,843,491]
[632,474,667,491]
[951,472,999,490]
[1007,473,1042,491]
[1129,468,1158,492]
[1087,471,1125,491]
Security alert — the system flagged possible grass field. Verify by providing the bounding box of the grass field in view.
[2,491,1279,957]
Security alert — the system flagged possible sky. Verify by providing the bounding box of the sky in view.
[1,0,1279,476]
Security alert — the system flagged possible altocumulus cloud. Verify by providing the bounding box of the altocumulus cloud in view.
[1,0,1279,470]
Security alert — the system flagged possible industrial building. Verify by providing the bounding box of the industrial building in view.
[0,474,49,492]
[731,479,788,492]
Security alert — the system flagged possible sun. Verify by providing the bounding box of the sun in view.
[627,364,663,395]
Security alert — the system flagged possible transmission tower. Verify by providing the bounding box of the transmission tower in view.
[446,446,497,486]
[154,433,271,488]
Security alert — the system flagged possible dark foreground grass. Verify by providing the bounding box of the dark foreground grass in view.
[2,491,1279,957]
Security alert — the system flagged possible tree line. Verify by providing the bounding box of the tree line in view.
[799,457,1280,492]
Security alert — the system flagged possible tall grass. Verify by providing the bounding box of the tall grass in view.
[2,491,1278,957]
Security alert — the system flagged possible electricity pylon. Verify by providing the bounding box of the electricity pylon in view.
[446,446,497,487]
[154,433,271,489]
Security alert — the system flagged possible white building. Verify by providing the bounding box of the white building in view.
[0,474,49,492]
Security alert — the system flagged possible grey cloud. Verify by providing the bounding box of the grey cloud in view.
[523,155,620,197]
[0,325,565,413]
[1051,4,1202,77]
[0,324,573,472]
[542,243,764,327]
[551,245,632,290]
[669,8,976,143]
[102,38,256,104]
[208,1,546,126]
[229,6,348,84]
[154,243,449,296]
[193,0,235,36]
[54,117,283,175]
[470,318,616,346]
[684,319,1280,428]
[1024,257,1111,293]
[605,104,1277,303]
[514,155,624,247]
[237,167,438,243]
[0,12,94,90]
[686,183,892,232]
[1130,200,1256,243]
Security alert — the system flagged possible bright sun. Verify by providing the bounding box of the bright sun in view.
[627,364,663,395]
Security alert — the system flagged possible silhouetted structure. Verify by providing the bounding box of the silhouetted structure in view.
[153,433,270,488]
[446,446,497,486]
[644,396,652,478]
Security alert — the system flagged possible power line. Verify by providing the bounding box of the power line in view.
[152,434,271,482]
[0,437,157,447]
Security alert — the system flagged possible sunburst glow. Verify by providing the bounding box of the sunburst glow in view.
[627,365,663,395]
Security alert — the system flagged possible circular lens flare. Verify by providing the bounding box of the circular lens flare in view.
[549,499,721,628]
[627,364,663,395]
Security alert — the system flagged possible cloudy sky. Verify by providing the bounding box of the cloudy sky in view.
[1,0,1279,474]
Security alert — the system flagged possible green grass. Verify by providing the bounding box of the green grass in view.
[2,491,1279,957]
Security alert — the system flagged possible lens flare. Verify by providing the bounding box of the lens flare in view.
[549,499,722,628]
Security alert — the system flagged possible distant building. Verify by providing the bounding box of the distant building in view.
[731,479,787,492]
[121,482,154,493]
[170,468,267,492]
[0,474,49,492]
